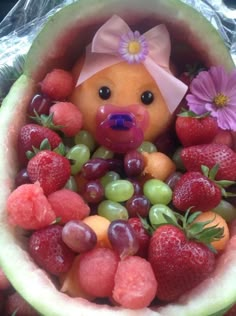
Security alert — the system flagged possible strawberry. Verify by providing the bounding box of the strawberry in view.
[40,68,75,100]
[27,150,71,195]
[148,217,218,301]
[181,143,236,180]
[18,123,62,166]
[49,102,83,137]
[128,217,150,258]
[212,129,234,149]
[175,112,218,147]
[29,225,75,276]
[172,171,221,212]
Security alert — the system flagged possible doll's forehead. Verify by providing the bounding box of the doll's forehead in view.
[79,62,161,91]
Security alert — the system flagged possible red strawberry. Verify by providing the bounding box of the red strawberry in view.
[175,113,218,147]
[40,68,74,100]
[18,123,62,166]
[27,150,71,195]
[128,217,150,258]
[148,224,215,302]
[49,102,83,137]
[173,171,221,212]
[181,143,236,180]
[29,225,75,275]
[212,129,234,149]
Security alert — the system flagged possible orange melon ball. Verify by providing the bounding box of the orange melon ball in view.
[83,215,112,248]
[193,211,230,252]
[142,151,176,181]
[60,256,94,300]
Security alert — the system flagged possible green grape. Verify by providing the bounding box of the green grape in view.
[74,130,96,152]
[100,171,120,188]
[149,204,176,226]
[66,144,90,175]
[98,200,129,221]
[172,147,185,172]
[105,180,134,202]
[64,176,78,192]
[92,146,114,159]
[137,141,157,153]
[212,200,236,222]
[143,179,172,205]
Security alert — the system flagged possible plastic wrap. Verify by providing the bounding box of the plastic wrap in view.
[0,0,235,98]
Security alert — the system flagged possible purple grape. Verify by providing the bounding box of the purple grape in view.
[125,194,150,218]
[82,158,109,180]
[106,158,125,176]
[124,150,145,177]
[62,220,97,253]
[27,94,52,117]
[127,178,143,195]
[108,220,139,259]
[15,168,31,187]
[81,180,104,203]
[165,171,182,190]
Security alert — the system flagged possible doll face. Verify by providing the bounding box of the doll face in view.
[70,61,172,152]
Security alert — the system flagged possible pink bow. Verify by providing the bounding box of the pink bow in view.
[76,15,187,113]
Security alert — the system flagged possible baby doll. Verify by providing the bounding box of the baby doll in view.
[70,15,187,153]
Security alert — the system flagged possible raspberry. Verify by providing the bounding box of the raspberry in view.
[41,69,74,100]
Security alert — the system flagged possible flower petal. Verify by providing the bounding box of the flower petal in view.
[190,70,216,101]
[186,94,208,114]
[209,66,229,93]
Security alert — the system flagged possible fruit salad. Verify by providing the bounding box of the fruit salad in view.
[3,57,236,314]
[0,0,236,315]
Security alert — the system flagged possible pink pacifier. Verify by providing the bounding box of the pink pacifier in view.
[95,104,149,153]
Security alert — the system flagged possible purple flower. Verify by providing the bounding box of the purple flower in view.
[186,66,236,131]
[119,31,149,64]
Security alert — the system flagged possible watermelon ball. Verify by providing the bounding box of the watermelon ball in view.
[47,188,90,224]
[40,68,74,100]
[7,182,56,230]
[112,256,157,309]
[29,225,76,276]
[78,247,119,297]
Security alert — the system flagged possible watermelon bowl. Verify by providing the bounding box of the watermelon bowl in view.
[0,0,236,315]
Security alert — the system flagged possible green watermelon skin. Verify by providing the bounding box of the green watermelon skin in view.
[24,0,234,82]
[0,0,235,315]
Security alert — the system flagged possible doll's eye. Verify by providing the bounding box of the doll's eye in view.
[98,86,111,100]
[141,91,154,105]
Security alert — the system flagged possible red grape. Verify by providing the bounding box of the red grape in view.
[125,194,150,218]
[27,94,52,117]
[82,158,109,180]
[15,168,31,187]
[81,180,104,203]
[124,150,144,177]
[62,220,97,253]
[108,220,139,259]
